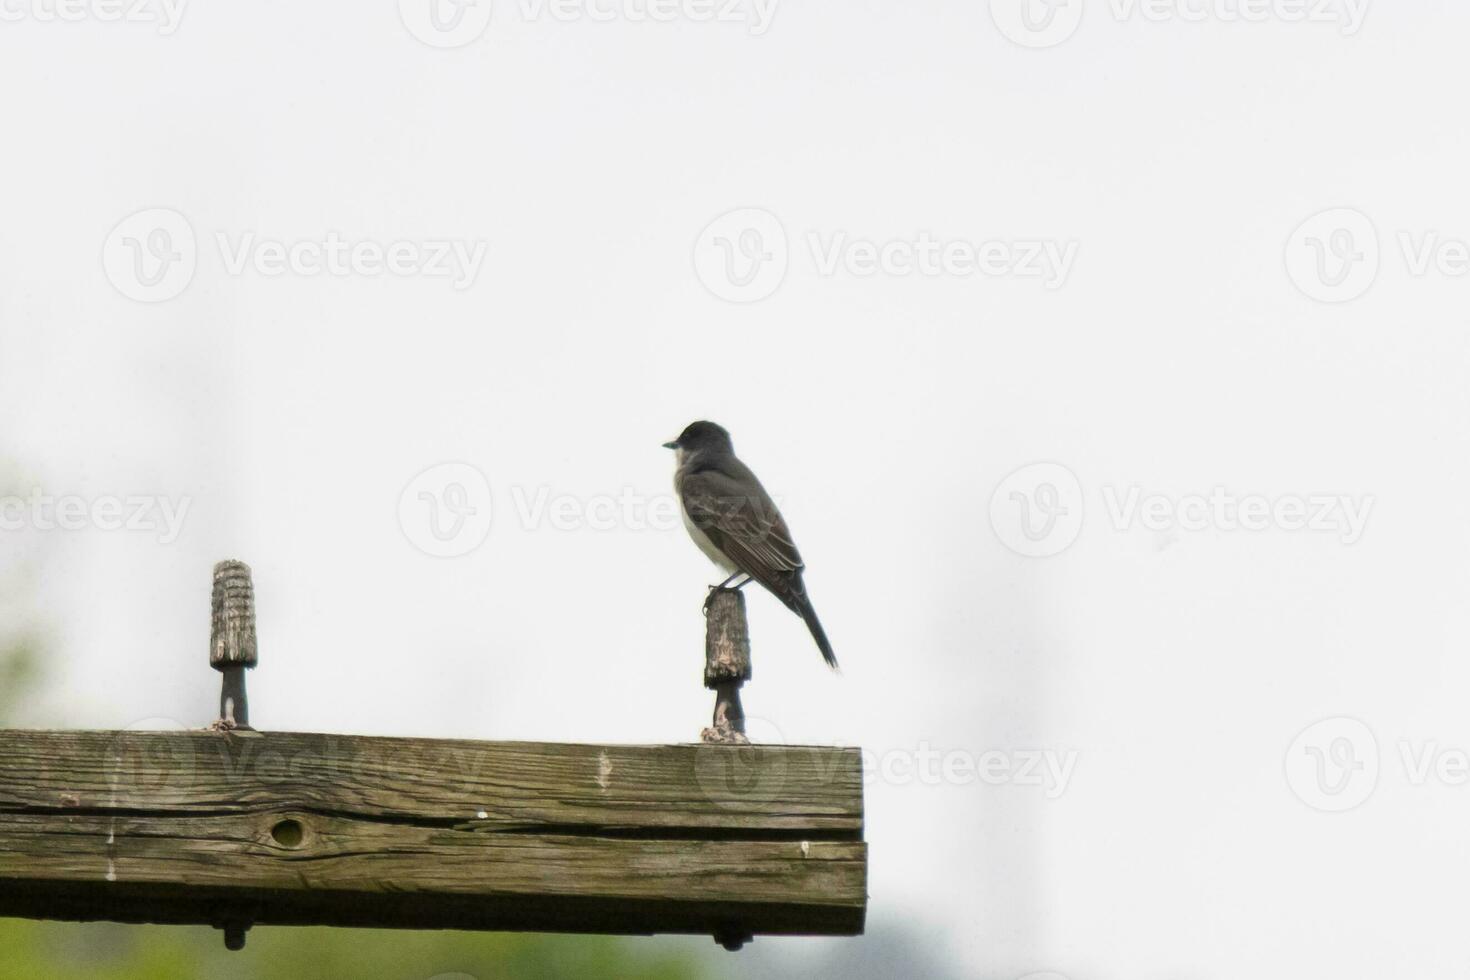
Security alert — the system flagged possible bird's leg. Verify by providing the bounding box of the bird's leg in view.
[704,572,749,614]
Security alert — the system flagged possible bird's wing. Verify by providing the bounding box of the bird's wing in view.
[679,464,804,585]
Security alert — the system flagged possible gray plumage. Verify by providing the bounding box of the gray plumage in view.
[664,421,837,670]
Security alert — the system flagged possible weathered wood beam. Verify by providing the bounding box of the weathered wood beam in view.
[0,730,866,943]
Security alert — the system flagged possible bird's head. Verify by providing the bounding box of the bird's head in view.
[662,421,733,458]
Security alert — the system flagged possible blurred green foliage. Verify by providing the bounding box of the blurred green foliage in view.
[0,635,39,725]
[0,919,709,980]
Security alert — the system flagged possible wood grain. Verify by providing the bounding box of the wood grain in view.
[0,730,865,938]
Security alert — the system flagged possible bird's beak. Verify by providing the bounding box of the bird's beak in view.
[662,441,679,450]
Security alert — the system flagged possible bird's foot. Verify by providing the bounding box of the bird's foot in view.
[704,574,750,615]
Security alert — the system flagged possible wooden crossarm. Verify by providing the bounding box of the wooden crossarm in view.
[0,730,867,945]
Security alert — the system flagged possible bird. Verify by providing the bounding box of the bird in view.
[663,420,837,670]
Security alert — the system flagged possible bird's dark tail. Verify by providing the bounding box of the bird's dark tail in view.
[791,592,838,670]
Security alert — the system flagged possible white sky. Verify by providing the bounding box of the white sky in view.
[3,2,1470,977]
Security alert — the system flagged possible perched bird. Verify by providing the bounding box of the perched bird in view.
[664,421,837,669]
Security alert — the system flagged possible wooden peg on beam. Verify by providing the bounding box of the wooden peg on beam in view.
[210,560,257,731]
[701,589,751,744]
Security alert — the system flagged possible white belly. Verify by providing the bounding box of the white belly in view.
[681,505,738,574]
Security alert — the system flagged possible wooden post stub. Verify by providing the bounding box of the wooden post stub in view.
[210,561,257,669]
[701,590,751,745]
[210,560,256,731]
[703,589,751,686]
